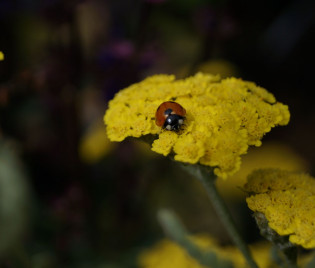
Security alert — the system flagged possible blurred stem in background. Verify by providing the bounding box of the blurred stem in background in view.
[0,141,32,265]
[158,209,233,268]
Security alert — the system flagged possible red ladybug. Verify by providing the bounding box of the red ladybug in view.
[155,101,186,131]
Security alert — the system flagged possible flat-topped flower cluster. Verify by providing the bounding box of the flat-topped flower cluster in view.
[104,73,290,178]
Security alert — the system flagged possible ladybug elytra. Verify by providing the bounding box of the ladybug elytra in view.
[155,101,186,131]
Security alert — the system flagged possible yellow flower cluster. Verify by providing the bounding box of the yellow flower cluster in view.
[138,234,273,268]
[197,59,239,78]
[0,51,4,61]
[245,169,315,248]
[104,73,290,178]
[78,122,114,163]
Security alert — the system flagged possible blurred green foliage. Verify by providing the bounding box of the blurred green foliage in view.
[0,142,31,262]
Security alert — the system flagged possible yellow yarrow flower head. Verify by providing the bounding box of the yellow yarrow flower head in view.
[245,169,315,249]
[138,234,274,268]
[104,73,290,178]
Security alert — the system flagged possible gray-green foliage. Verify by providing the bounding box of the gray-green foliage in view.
[0,142,31,256]
[158,209,233,268]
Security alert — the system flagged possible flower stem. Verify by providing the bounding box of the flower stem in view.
[271,245,298,268]
[253,212,298,267]
[282,246,298,268]
[183,165,258,268]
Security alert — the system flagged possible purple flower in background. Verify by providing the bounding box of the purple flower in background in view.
[193,6,238,39]
[143,0,167,4]
[98,40,134,68]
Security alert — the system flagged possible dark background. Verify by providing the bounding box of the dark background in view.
[0,0,314,267]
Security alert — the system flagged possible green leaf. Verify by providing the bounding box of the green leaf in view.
[157,209,233,268]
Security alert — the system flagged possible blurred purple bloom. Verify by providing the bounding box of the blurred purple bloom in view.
[143,0,167,4]
[98,40,134,68]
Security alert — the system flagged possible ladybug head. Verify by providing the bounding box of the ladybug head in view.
[163,114,185,131]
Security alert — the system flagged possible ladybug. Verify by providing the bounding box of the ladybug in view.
[155,101,186,131]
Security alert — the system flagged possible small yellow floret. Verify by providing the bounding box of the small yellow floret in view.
[245,169,315,248]
[0,51,4,61]
[104,73,290,178]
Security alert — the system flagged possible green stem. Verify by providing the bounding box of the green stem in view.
[183,165,258,268]
[283,246,298,268]
[305,252,315,268]
[271,245,298,268]
[254,212,298,268]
